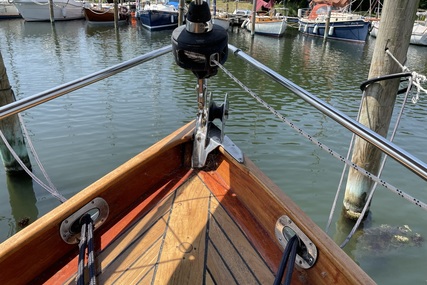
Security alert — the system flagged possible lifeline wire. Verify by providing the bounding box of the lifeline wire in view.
[213,59,427,212]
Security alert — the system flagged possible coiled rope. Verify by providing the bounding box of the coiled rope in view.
[212,59,427,213]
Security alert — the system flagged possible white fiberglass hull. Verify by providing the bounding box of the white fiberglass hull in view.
[0,0,21,18]
[371,21,427,46]
[245,17,287,37]
[13,0,84,21]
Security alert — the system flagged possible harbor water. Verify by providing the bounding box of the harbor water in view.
[1,19,427,284]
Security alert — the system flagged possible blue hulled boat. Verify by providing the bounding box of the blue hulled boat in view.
[139,1,179,30]
[298,1,371,42]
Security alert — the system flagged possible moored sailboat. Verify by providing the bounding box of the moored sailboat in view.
[0,0,21,19]
[84,4,129,25]
[138,0,179,30]
[298,0,371,42]
[370,10,427,46]
[11,0,85,21]
[241,0,287,37]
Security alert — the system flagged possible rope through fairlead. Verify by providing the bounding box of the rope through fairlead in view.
[273,235,298,285]
[77,214,96,285]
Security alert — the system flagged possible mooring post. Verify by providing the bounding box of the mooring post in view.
[114,0,119,30]
[343,0,420,219]
[323,6,331,41]
[0,52,31,173]
[251,0,256,37]
[48,0,55,23]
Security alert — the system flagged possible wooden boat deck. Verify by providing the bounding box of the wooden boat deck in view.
[0,122,375,285]
[62,173,274,284]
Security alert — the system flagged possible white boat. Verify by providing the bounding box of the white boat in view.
[0,0,21,18]
[370,12,427,46]
[241,0,287,37]
[11,0,85,21]
[243,14,287,37]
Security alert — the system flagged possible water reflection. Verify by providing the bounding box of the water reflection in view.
[6,173,38,235]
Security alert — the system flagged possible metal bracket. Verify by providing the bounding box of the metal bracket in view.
[275,215,317,269]
[60,197,109,244]
[192,80,243,168]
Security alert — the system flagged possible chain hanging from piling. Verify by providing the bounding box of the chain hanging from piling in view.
[212,59,427,213]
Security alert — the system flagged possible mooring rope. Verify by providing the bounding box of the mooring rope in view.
[0,128,67,202]
[0,90,66,202]
[386,48,427,103]
[213,59,427,212]
[273,235,298,285]
[338,75,413,248]
[77,214,96,285]
[330,49,427,247]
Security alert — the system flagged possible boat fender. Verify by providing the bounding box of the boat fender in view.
[313,25,318,34]
[62,7,66,18]
[303,24,308,33]
[328,26,334,36]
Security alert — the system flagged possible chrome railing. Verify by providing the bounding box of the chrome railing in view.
[1,44,426,180]
[0,45,172,120]
[228,44,427,181]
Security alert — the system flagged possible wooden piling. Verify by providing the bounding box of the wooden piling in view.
[48,0,55,23]
[251,0,256,37]
[343,0,420,219]
[0,52,31,174]
[114,0,119,30]
[323,6,331,41]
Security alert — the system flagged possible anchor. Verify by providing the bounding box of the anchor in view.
[171,0,243,168]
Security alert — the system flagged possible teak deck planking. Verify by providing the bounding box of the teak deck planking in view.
[70,174,274,284]
[0,122,376,284]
